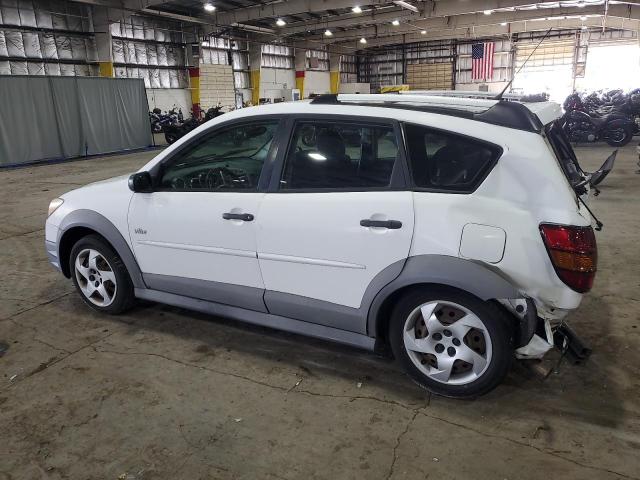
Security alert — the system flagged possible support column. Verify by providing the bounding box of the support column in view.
[189,67,201,118]
[93,7,113,77]
[329,53,341,94]
[295,49,306,99]
[249,43,262,106]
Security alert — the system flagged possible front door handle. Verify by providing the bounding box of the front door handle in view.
[223,212,254,221]
[360,219,402,229]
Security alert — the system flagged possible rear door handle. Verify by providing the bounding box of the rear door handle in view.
[223,212,254,221]
[360,219,402,229]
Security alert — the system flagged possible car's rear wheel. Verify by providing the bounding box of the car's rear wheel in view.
[389,287,513,398]
[70,235,135,315]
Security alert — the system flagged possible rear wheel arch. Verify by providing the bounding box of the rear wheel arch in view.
[366,255,521,348]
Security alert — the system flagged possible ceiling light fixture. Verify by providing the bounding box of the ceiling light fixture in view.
[580,15,587,21]
[392,19,400,26]
[352,6,362,13]
[420,30,427,35]
[203,2,215,12]
[500,22,507,26]
[324,29,333,36]
[577,1,586,7]
[276,18,286,26]
[483,9,492,15]
[359,37,367,44]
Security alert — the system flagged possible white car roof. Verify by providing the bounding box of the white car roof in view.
[233,93,561,132]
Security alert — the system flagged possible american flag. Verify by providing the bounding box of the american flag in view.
[471,42,495,81]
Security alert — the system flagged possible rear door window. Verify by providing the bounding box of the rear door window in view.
[403,123,502,192]
[279,121,398,190]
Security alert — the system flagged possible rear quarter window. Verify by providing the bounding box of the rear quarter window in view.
[403,123,502,193]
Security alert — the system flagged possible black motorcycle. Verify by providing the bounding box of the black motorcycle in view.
[562,109,634,147]
[150,107,182,134]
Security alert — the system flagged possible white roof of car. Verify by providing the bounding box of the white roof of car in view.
[217,91,562,135]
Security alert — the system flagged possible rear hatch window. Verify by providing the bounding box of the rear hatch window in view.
[544,120,584,189]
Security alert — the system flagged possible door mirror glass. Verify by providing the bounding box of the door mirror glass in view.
[128,171,153,192]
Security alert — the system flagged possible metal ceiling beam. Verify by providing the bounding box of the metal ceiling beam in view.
[349,15,639,48]
[211,0,640,25]
[320,3,640,43]
[285,8,416,35]
[212,0,392,25]
[419,0,640,18]
[282,1,639,36]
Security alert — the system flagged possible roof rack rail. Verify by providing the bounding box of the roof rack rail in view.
[401,90,549,103]
[309,93,544,132]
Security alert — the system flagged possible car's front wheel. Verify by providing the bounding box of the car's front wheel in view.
[389,287,513,398]
[70,234,135,315]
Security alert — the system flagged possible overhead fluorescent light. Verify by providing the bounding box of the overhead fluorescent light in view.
[308,152,327,161]
[276,18,286,26]
[203,2,215,12]
[392,19,400,26]
[352,6,362,13]
[393,0,419,13]
[359,37,367,44]
[324,29,333,36]
[483,9,492,15]
[580,15,587,21]
[500,22,507,26]
[420,30,427,35]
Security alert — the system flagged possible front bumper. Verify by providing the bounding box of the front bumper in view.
[45,240,61,272]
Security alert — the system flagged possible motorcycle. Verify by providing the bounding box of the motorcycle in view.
[562,109,634,147]
[149,108,163,134]
[164,104,226,145]
[149,107,182,134]
[564,90,640,136]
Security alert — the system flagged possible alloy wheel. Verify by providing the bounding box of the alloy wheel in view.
[74,248,117,307]
[403,300,493,385]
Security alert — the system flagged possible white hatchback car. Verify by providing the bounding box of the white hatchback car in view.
[45,93,599,397]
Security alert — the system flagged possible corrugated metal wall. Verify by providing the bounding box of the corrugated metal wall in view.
[0,0,97,76]
[110,15,192,88]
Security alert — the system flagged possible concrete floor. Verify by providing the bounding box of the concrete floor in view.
[1,144,639,479]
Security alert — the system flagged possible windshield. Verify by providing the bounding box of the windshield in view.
[544,120,584,189]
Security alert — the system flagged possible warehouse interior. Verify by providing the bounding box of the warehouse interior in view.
[2,0,640,478]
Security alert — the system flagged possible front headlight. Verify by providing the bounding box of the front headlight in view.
[47,198,64,217]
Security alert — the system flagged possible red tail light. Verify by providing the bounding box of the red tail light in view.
[540,224,597,293]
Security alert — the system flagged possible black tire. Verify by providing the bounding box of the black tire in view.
[605,125,633,147]
[164,132,178,144]
[69,234,135,315]
[389,286,514,398]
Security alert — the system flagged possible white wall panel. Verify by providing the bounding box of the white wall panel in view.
[305,70,330,95]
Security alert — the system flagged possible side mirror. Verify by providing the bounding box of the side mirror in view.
[128,172,153,193]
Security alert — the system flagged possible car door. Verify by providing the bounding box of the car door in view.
[256,116,415,333]
[128,118,282,312]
